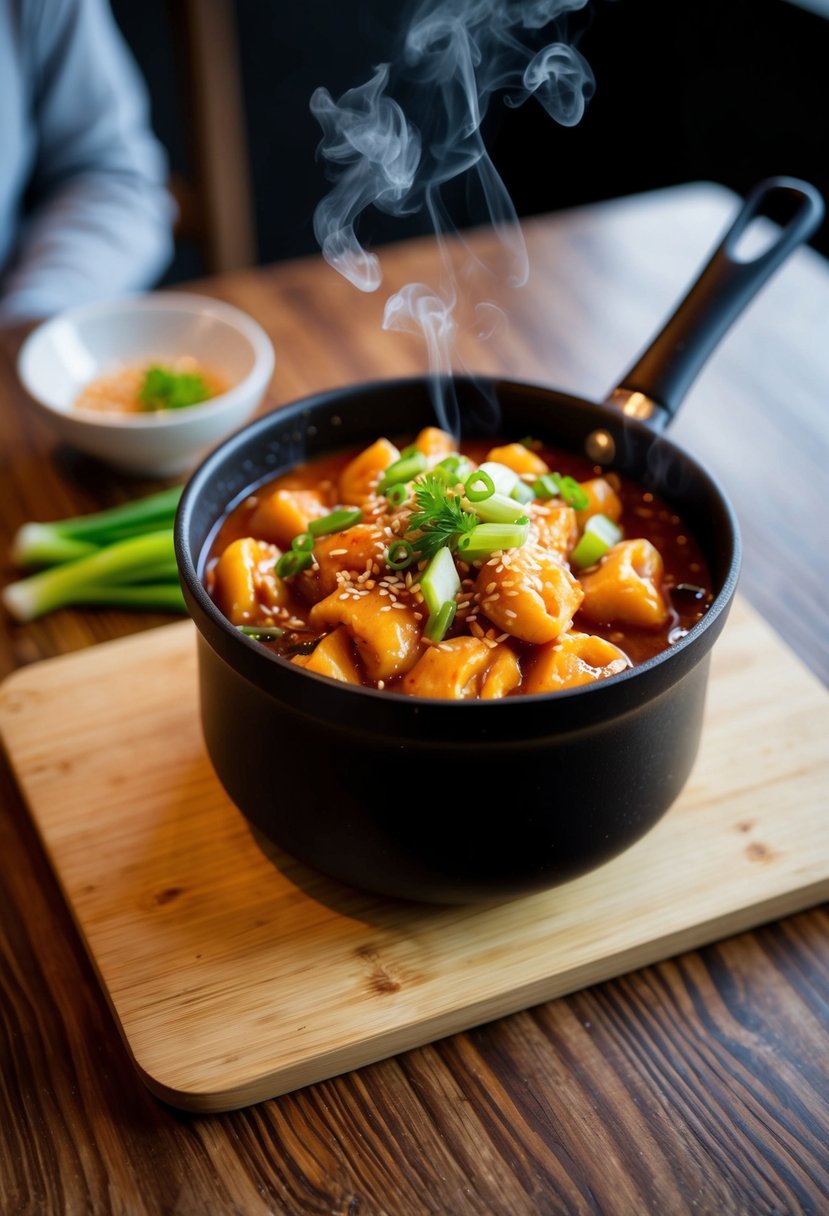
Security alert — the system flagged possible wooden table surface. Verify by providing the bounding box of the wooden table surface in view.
[1,182,827,1214]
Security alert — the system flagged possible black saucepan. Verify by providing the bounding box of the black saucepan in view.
[175,177,824,904]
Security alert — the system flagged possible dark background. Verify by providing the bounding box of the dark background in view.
[110,0,829,282]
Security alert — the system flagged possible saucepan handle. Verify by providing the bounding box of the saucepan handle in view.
[606,176,825,429]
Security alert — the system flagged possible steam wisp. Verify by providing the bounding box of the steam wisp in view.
[311,0,595,432]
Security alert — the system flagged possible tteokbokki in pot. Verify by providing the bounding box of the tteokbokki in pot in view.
[204,426,712,701]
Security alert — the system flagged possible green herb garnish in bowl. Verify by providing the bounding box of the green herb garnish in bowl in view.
[139,364,213,412]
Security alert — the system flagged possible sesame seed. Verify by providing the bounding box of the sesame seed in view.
[504,609,517,619]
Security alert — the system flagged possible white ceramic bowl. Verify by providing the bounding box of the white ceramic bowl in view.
[17,292,276,477]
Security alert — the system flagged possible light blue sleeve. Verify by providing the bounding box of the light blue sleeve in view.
[0,0,176,325]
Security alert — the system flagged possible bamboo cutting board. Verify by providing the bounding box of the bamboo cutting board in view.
[0,597,827,1113]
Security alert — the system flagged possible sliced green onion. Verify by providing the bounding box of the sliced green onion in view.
[519,435,543,451]
[557,476,590,511]
[511,479,536,505]
[478,461,520,497]
[419,546,460,617]
[462,491,528,524]
[570,513,623,569]
[291,532,314,552]
[276,549,314,578]
[437,453,473,480]
[237,624,286,640]
[399,444,420,459]
[308,508,363,537]
[455,520,530,562]
[423,599,457,643]
[386,539,416,570]
[532,472,590,511]
[385,483,410,509]
[425,464,457,488]
[377,450,428,493]
[464,469,496,502]
[532,473,560,500]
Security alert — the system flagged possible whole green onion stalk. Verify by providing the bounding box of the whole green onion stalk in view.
[4,488,187,622]
[10,486,183,568]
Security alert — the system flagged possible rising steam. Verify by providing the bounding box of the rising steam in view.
[310,0,595,430]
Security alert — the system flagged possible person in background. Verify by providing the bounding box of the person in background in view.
[0,0,175,335]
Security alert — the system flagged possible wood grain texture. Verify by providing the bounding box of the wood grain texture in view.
[0,597,827,1114]
[1,183,828,1212]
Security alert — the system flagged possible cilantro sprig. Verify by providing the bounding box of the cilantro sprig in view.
[406,473,478,561]
[139,365,212,412]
